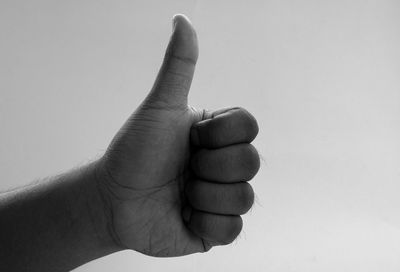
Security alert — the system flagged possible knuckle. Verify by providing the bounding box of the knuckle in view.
[248,144,261,179]
[239,144,261,180]
[240,108,259,141]
[238,183,255,214]
[222,216,243,244]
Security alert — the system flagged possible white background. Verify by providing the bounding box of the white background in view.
[1,1,400,271]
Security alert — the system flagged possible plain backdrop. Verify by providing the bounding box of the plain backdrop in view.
[1,0,400,271]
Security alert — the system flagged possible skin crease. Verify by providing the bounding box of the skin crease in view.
[94,14,260,257]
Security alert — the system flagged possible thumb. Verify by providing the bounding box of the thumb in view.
[144,14,199,107]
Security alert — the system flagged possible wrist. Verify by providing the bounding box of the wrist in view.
[82,158,124,253]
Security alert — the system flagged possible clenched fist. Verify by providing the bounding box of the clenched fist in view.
[95,14,260,257]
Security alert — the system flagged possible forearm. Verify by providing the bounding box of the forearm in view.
[0,159,121,271]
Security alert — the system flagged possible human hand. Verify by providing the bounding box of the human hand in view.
[95,14,260,257]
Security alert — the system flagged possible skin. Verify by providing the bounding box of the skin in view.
[0,14,260,271]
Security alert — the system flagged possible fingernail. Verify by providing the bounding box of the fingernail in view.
[172,14,180,30]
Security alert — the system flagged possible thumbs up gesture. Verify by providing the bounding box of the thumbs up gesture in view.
[96,14,260,257]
